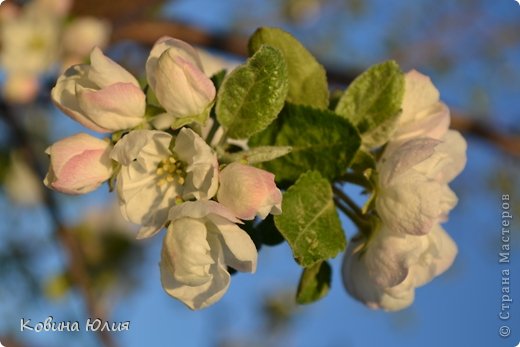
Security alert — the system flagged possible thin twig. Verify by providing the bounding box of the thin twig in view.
[0,102,118,347]
[332,184,363,216]
[333,197,364,231]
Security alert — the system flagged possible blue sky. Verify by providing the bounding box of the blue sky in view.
[2,1,520,347]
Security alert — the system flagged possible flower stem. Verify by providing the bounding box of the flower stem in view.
[205,118,221,146]
[332,184,363,216]
[333,197,366,230]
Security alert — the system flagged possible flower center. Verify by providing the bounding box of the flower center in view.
[156,155,186,186]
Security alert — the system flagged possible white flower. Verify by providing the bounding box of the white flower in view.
[0,4,59,76]
[376,131,466,235]
[61,17,111,69]
[146,36,216,127]
[110,128,218,238]
[44,133,113,195]
[392,70,450,142]
[217,162,282,220]
[4,151,43,206]
[342,224,457,311]
[2,74,39,104]
[160,201,257,310]
[51,47,146,133]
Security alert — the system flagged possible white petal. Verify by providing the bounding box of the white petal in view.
[208,217,257,273]
[75,82,146,131]
[146,36,203,90]
[377,172,455,235]
[174,128,218,200]
[168,201,241,224]
[160,232,230,310]
[379,137,440,185]
[165,218,214,286]
[111,130,172,165]
[414,130,467,184]
[88,47,140,88]
[51,65,109,133]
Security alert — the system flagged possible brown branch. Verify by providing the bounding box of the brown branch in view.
[450,112,520,157]
[111,19,520,158]
[0,102,118,347]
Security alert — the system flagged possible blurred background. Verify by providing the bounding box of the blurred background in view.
[0,0,519,346]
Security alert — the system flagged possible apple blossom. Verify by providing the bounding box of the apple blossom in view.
[160,201,257,310]
[392,70,450,142]
[217,162,282,220]
[342,224,457,311]
[44,133,113,195]
[110,128,218,238]
[376,131,466,236]
[0,5,59,77]
[51,47,146,133]
[145,36,216,126]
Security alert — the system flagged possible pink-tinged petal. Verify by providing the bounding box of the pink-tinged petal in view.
[44,133,112,195]
[154,52,215,118]
[76,82,146,131]
[88,47,140,88]
[146,36,203,90]
[51,65,110,133]
[217,163,282,220]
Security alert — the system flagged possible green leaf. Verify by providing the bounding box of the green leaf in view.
[296,261,332,304]
[216,45,288,139]
[274,171,346,267]
[249,103,361,183]
[218,146,292,165]
[335,60,404,147]
[249,27,329,109]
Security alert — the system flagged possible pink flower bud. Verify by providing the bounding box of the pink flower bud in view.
[51,48,146,133]
[146,37,216,123]
[44,133,113,195]
[217,162,282,220]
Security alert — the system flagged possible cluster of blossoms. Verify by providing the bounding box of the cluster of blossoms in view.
[0,0,110,103]
[44,37,282,309]
[342,71,467,310]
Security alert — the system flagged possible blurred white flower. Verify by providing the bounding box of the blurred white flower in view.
[110,128,219,238]
[376,131,466,236]
[44,133,113,195]
[4,151,43,206]
[217,162,282,220]
[160,200,257,310]
[146,36,216,127]
[196,48,240,77]
[2,74,39,104]
[342,223,457,311]
[61,17,111,70]
[51,47,146,133]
